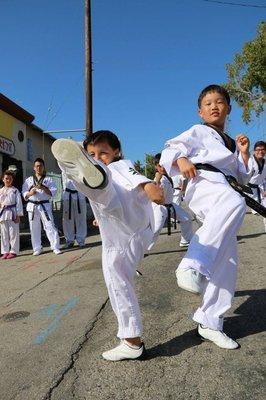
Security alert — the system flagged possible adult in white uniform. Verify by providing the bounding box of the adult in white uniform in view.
[248,141,266,230]
[0,170,23,259]
[161,85,252,349]
[22,158,61,256]
[62,174,87,247]
[51,130,164,362]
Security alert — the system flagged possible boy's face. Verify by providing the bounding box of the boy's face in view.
[86,142,119,166]
[198,91,231,129]
[3,175,13,187]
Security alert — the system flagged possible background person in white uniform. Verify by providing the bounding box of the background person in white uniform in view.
[52,131,164,362]
[62,174,87,248]
[161,84,251,349]
[22,158,61,256]
[248,141,266,230]
[0,170,23,259]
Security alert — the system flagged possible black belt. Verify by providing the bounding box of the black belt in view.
[165,204,177,235]
[28,200,50,221]
[195,163,266,217]
[65,188,81,220]
[248,183,261,203]
[0,203,16,218]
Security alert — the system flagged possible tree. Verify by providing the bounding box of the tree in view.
[224,21,266,123]
[144,154,156,179]
[134,160,144,174]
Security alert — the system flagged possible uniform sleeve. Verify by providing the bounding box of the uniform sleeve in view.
[237,152,253,185]
[16,190,24,216]
[160,127,196,176]
[22,178,31,200]
[109,160,152,190]
[46,177,57,197]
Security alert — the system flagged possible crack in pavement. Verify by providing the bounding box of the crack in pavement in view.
[42,298,109,400]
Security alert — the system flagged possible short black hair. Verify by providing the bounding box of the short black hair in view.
[198,84,231,107]
[83,130,121,152]
[254,140,266,151]
[34,157,45,166]
[154,153,161,165]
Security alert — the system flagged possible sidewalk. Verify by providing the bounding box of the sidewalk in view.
[0,212,265,400]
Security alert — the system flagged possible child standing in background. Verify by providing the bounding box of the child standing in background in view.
[0,170,23,259]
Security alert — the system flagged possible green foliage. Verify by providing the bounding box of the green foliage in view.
[134,154,156,179]
[224,21,266,123]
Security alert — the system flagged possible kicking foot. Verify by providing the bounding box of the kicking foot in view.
[51,139,108,189]
[198,325,240,349]
[102,341,145,361]
[175,267,202,294]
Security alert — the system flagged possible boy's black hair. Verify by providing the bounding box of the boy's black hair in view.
[83,130,122,156]
[34,157,45,166]
[154,153,161,165]
[254,140,266,151]
[198,84,231,107]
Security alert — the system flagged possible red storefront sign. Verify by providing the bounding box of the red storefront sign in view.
[0,135,15,156]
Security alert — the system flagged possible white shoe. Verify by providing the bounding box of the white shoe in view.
[102,341,145,361]
[33,249,42,256]
[198,325,240,349]
[179,241,190,248]
[51,139,107,189]
[175,267,202,294]
[53,249,62,255]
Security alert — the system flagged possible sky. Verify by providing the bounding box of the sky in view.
[0,0,265,164]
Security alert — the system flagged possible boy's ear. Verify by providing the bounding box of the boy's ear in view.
[227,105,231,115]
[198,108,203,119]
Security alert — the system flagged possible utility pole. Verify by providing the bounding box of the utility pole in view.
[85,0,93,136]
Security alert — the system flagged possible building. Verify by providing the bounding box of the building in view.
[0,93,61,195]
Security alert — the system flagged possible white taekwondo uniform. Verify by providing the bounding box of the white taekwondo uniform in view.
[59,159,154,339]
[150,174,193,249]
[22,175,60,253]
[172,174,184,206]
[0,186,23,254]
[62,174,87,246]
[249,155,266,229]
[160,124,252,331]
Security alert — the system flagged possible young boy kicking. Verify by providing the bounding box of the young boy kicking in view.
[160,84,251,349]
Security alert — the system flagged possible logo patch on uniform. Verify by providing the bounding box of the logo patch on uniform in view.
[129,167,139,175]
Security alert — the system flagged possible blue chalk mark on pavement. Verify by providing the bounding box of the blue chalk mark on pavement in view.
[35,297,78,345]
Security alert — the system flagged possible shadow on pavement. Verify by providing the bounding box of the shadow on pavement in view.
[237,232,265,240]
[225,289,266,340]
[144,329,202,360]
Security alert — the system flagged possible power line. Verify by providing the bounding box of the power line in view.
[202,0,266,8]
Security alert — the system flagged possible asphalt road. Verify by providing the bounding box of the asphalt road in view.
[0,211,265,400]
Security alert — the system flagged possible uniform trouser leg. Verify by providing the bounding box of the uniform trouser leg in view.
[62,200,75,244]
[74,199,87,245]
[179,178,246,278]
[29,211,42,252]
[172,203,193,243]
[193,237,238,330]
[1,221,10,253]
[102,233,146,339]
[9,221,20,254]
[40,208,60,250]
